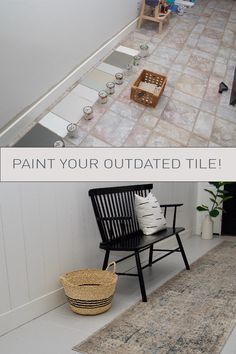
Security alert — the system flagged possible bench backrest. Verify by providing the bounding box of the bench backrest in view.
[89,184,153,243]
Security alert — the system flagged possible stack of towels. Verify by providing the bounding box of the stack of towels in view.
[139,81,161,94]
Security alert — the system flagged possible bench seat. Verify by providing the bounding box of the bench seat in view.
[100,227,185,251]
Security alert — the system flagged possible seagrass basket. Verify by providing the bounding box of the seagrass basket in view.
[131,69,167,107]
[60,262,117,315]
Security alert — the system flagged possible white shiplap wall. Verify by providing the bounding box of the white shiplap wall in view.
[0,182,197,334]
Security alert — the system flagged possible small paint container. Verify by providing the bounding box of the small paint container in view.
[106,82,115,95]
[140,44,149,58]
[54,140,65,147]
[83,106,94,120]
[133,55,141,66]
[115,73,124,85]
[124,64,133,76]
[98,90,108,104]
[67,123,78,138]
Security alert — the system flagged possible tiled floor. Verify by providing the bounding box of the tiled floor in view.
[15,0,236,147]
[1,236,236,354]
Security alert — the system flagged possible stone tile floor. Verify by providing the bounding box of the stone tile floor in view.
[17,0,236,147]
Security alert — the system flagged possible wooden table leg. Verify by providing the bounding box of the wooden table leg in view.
[138,0,146,29]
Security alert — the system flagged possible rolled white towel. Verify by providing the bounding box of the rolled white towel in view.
[139,81,161,94]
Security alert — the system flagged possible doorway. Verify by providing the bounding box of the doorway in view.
[221,183,236,236]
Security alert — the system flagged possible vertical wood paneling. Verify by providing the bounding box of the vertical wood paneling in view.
[19,184,46,300]
[37,184,60,292]
[0,184,29,309]
[54,184,76,273]
[0,207,11,314]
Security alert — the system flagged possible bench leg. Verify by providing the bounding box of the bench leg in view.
[149,245,154,266]
[135,251,147,302]
[102,250,110,270]
[176,234,190,270]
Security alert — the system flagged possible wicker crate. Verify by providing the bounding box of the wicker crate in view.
[131,69,167,108]
[60,262,117,316]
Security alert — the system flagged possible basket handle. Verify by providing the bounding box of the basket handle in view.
[59,275,66,285]
[106,261,116,273]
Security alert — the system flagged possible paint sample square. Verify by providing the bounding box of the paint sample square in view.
[97,62,122,76]
[40,112,69,138]
[80,69,115,92]
[14,124,62,147]
[116,45,139,57]
[104,51,133,69]
[51,93,93,124]
[71,84,98,104]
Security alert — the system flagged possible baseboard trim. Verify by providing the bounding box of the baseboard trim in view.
[0,17,139,147]
[0,230,192,337]
[0,289,66,337]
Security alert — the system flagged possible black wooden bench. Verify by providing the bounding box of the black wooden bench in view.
[89,184,190,302]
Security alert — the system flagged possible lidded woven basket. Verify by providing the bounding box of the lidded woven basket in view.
[60,262,117,315]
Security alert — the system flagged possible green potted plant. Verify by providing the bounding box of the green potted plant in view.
[196,182,233,240]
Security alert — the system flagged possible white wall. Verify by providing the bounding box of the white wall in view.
[0,0,140,132]
[0,182,196,334]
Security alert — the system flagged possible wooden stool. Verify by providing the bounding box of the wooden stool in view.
[138,0,171,34]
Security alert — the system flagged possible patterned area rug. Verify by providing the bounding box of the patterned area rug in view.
[74,242,236,354]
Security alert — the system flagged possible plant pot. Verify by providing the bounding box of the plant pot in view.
[201,215,213,240]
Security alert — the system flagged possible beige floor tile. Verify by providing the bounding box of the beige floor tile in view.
[202,27,224,40]
[175,74,207,98]
[196,36,220,55]
[110,101,143,122]
[80,135,110,147]
[200,100,217,115]
[172,90,202,109]
[155,120,191,145]
[124,125,151,147]
[175,50,192,65]
[183,66,209,81]
[162,99,199,132]
[188,134,209,147]
[204,83,221,104]
[212,62,227,78]
[146,96,169,118]
[211,118,236,146]
[146,132,181,147]
[151,46,179,67]
[216,105,236,124]
[187,51,214,74]
[139,113,159,130]
[92,111,135,146]
[193,111,215,139]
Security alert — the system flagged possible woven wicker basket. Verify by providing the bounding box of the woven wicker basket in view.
[60,262,117,315]
[131,69,167,107]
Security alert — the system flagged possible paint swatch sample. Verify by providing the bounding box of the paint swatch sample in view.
[71,84,98,104]
[52,93,92,124]
[80,69,115,92]
[14,124,62,147]
[40,112,69,138]
[116,45,139,57]
[104,51,133,69]
[97,62,122,76]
